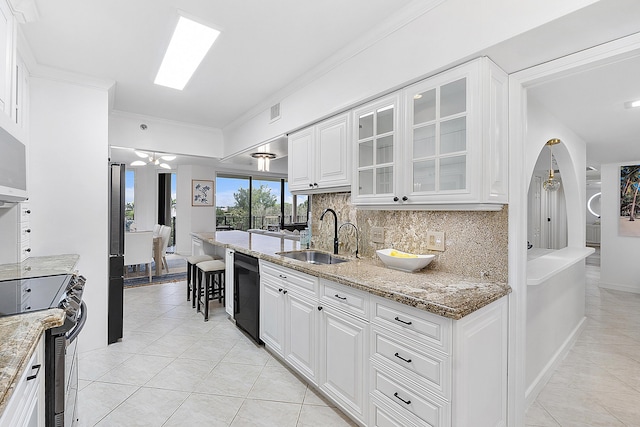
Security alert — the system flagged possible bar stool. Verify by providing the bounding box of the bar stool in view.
[196,259,225,321]
[186,254,216,307]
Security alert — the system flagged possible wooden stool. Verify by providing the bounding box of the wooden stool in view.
[186,255,216,307]
[196,259,225,321]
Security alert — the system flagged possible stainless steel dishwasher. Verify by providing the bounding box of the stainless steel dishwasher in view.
[233,252,261,344]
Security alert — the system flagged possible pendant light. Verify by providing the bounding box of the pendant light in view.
[543,138,561,192]
[130,151,175,169]
[251,152,276,172]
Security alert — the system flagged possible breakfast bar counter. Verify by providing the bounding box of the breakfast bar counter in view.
[192,230,511,319]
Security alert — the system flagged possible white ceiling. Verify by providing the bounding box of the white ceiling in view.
[19,0,640,174]
[20,0,414,129]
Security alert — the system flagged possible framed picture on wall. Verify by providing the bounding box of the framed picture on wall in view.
[619,165,640,237]
[192,180,214,206]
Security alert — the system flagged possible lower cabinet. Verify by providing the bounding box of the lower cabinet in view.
[0,335,45,427]
[317,304,368,425]
[259,261,508,427]
[225,248,234,316]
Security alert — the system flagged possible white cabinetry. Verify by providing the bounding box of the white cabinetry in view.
[259,261,319,383]
[353,57,507,210]
[370,295,508,427]
[225,248,234,316]
[288,113,351,194]
[318,279,369,425]
[0,334,44,427]
[0,0,14,115]
[18,202,31,261]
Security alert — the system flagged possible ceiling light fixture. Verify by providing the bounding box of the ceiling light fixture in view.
[543,138,561,192]
[129,151,175,169]
[251,152,276,172]
[154,15,220,90]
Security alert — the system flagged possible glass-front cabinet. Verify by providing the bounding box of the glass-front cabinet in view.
[352,93,401,204]
[352,57,508,209]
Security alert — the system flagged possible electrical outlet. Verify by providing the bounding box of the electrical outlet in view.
[371,227,385,244]
[427,231,445,251]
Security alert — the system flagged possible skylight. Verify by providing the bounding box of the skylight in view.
[154,15,220,90]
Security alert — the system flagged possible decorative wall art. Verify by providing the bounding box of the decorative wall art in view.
[619,165,640,237]
[192,180,213,206]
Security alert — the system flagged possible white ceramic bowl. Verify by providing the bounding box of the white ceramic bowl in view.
[376,248,435,273]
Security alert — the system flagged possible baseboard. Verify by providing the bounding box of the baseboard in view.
[524,316,587,409]
[599,281,640,294]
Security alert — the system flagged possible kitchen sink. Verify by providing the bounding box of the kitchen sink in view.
[277,250,349,265]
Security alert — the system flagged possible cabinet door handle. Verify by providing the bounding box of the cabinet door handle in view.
[309,183,314,188]
[393,196,399,202]
[25,288,31,293]
[334,294,347,300]
[25,248,31,253]
[317,306,323,311]
[314,183,318,187]
[283,290,288,294]
[394,352,412,363]
[278,288,283,293]
[393,392,411,405]
[394,316,412,325]
[25,229,31,233]
[402,196,408,201]
[26,364,41,381]
[279,274,287,279]
[25,210,31,214]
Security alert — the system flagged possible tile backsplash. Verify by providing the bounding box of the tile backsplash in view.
[310,193,508,282]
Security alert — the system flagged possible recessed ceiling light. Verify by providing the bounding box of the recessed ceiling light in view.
[624,99,640,109]
[154,15,220,90]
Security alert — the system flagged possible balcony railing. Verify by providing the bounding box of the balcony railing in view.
[216,215,307,231]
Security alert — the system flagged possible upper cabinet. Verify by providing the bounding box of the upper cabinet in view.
[352,57,508,210]
[0,0,14,116]
[288,112,351,194]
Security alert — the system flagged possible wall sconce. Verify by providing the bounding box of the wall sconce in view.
[543,138,561,192]
[251,152,276,172]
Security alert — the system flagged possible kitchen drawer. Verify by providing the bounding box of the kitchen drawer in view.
[371,363,450,427]
[372,325,450,398]
[371,296,450,354]
[320,279,369,319]
[260,261,317,296]
[369,394,424,427]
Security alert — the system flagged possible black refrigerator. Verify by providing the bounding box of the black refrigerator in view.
[108,163,125,344]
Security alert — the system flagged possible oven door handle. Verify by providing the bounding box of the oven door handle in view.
[67,301,87,343]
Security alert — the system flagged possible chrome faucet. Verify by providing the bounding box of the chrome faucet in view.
[339,222,359,258]
[320,208,339,254]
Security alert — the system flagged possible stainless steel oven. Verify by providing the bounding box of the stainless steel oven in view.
[0,272,86,427]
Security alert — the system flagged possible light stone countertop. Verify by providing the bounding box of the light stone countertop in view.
[0,254,80,282]
[193,230,511,320]
[0,309,65,414]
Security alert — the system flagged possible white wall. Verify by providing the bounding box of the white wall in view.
[525,262,586,402]
[223,0,598,156]
[29,77,110,353]
[109,111,224,158]
[175,165,216,255]
[130,165,158,232]
[601,161,640,293]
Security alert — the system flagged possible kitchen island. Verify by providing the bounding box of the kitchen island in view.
[193,230,510,427]
[192,230,510,319]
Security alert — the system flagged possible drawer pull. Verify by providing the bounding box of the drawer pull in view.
[278,288,283,293]
[394,352,412,363]
[393,392,411,405]
[26,364,41,381]
[334,294,347,300]
[394,316,412,325]
[283,290,288,294]
[317,306,323,311]
[279,274,287,279]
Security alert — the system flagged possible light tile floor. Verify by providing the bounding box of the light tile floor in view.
[76,281,356,427]
[526,249,640,427]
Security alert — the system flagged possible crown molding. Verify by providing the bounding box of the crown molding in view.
[110,109,223,133]
[223,0,446,132]
[7,0,39,23]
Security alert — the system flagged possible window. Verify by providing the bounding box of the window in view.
[215,174,309,231]
[125,169,135,231]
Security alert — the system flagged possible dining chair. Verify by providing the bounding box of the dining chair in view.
[158,225,172,273]
[124,231,154,283]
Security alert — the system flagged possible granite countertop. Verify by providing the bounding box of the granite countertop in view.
[0,309,65,414]
[0,254,80,282]
[193,231,511,320]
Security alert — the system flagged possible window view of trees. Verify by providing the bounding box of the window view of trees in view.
[621,165,640,220]
[125,169,135,231]
[216,175,308,231]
